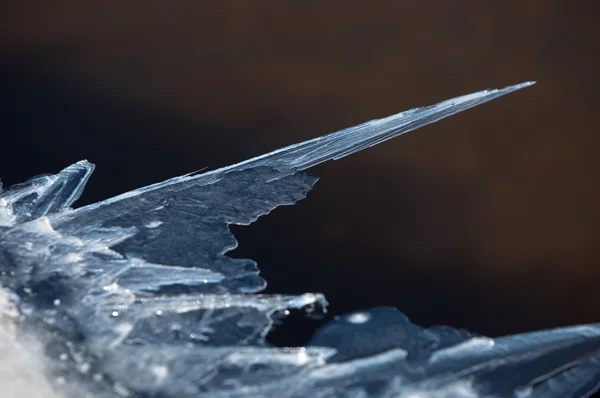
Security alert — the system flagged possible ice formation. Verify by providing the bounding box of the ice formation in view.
[3,82,600,397]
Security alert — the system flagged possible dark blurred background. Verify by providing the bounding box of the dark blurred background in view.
[1,2,600,345]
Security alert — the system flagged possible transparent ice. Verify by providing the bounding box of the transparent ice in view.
[3,82,600,397]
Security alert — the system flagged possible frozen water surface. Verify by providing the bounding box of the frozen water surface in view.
[3,82,599,397]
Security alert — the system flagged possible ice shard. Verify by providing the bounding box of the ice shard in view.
[3,81,598,397]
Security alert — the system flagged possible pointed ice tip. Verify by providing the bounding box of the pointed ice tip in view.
[219,81,537,173]
[519,80,536,87]
[493,80,536,93]
[446,81,535,106]
[506,80,535,88]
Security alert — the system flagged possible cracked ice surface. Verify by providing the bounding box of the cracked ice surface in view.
[3,82,600,397]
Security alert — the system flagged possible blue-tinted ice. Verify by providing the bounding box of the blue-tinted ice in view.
[3,82,599,397]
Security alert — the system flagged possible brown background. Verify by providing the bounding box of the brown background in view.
[1,2,600,345]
